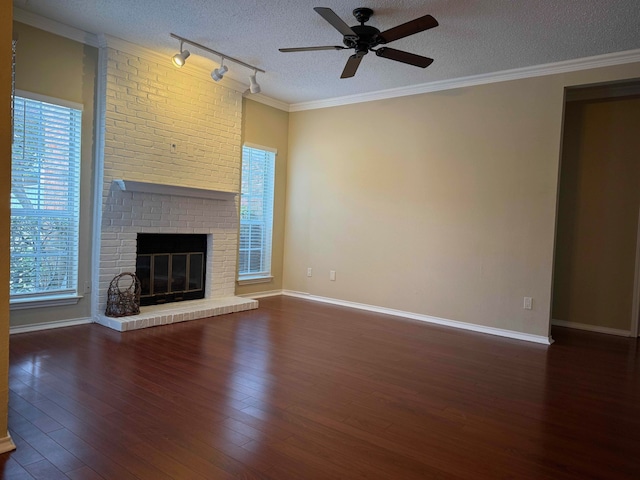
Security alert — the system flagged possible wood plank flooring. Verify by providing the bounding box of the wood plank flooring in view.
[2,295,640,479]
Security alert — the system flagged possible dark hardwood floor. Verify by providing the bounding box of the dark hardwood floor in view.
[2,295,640,479]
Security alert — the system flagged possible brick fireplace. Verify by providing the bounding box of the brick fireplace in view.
[94,40,257,331]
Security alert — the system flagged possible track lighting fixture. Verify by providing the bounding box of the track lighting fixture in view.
[211,60,228,82]
[249,72,261,94]
[170,33,266,92]
[171,41,190,68]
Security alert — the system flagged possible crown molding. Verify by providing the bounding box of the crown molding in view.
[14,7,640,114]
[289,48,640,112]
[244,92,290,112]
[13,7,99,47]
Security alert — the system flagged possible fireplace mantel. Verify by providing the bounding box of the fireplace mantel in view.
[113,179,238,200]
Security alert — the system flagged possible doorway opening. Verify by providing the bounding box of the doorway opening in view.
[552,79,640,337]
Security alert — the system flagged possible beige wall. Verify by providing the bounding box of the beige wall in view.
[553,95,640,331]
[237,99,289,295]
[1,1,14,451]
[13,22,89,104]
[11,23,97,327]
[284,63,640,339]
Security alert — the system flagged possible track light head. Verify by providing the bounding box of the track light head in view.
[211,63,228,82]
[172,49,190,68]
[169,34,265,85]
[249,73,261,94]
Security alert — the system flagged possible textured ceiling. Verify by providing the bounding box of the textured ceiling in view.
[13,0,640,106]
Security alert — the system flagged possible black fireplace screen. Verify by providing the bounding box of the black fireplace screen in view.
[135,234,206,306]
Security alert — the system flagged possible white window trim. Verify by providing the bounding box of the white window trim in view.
[237,276,274,286]
[11,92,83,305]
[238,143,277,282]
[10,295,83,310]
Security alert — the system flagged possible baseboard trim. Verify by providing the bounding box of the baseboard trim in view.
[237,289,284,299]
[551,319,631,337]
[10,317,93,335]
[0,433,16,454]
[282,290,553,345]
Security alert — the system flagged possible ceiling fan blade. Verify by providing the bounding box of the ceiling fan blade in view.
[378,14,438,44]
[314,7,357,37]
[279,46,346,52]
[375,47,433,68]
[341,54,363,79]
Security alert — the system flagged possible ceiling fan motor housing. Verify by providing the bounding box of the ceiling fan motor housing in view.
[343,25,381,53]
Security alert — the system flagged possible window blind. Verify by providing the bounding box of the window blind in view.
[10,96,82,298]
[239,145,275,278]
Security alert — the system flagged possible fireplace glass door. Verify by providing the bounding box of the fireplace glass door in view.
[135,234,206,306]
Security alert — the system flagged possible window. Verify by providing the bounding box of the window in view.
[10,93,82,301]
[238,144,276,282]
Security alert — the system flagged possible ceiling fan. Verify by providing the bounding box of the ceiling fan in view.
[279,7,438,78]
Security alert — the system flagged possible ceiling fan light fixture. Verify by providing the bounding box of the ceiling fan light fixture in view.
[249,72,261,94]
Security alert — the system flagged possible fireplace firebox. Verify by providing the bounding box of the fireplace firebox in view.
[135,233,207,306]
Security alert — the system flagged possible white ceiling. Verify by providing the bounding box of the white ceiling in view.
[13,0,640,107]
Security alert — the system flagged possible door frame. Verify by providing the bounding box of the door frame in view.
[631,207,640,337]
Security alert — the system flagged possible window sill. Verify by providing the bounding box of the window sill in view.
[10,295,83,311]
[237,276,274,286]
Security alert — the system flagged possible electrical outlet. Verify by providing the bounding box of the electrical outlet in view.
[330,270,336,281]
[307,267,313,277]
[170,143,177,154]
[524,297,532,310]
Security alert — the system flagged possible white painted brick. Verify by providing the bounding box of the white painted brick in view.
[98,48,242,314]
